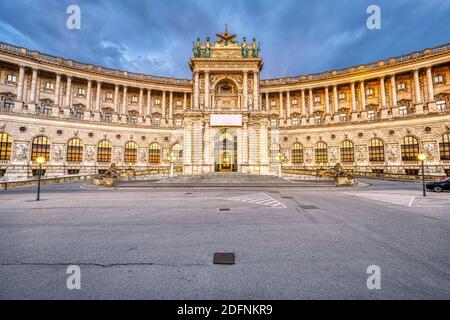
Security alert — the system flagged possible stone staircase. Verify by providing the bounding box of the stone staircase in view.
[156,173,292,184]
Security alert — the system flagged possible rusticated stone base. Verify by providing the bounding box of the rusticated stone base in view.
[335,175,357,187]
[92,177,117,187]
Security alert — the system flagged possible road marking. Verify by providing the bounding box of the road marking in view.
[409,196,416,207]
[228,192,287,208]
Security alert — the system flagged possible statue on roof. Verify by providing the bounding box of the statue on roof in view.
[251,38,260,58]
[216,24,237,46]
[242,37,249,58]
[193,38,201,58]
[205,37,211,58]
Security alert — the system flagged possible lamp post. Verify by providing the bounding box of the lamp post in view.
[418,153,427,197]
[168,152,176,177]
[35,156,46,201]
[277,152,286,177]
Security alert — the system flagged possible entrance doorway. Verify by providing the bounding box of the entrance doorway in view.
[215,129,238,173]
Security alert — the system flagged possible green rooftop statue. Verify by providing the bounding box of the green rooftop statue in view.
[251,38,260,58]
[205,37,211,58]
[242,37,249,58]
[193,38,201,58]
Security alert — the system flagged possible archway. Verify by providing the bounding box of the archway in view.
[214,128,238,172]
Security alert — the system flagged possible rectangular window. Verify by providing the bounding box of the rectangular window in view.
[338,93,346,101]
[292,118,299,126]
[154,98,161,105]
[437,100,447,112]
[339,114,347,123]
[270,119,278,128]
[397,83,406,91]
[175,119,182,126]
[131,96,138,103]
[366,88,374,97]
[291,99,298,106]
[106,92,113,100]
[45,82,54,90]
[270,100,277,107]
[315,117,321,125]
[67,169,80,175]
[153,118,160,126]
[314,96,321,103]
[6,74,17,83]
[367,111,375,120]
[176,100,182,107]
[78,88,86,96]
[434,75,444,84]
[399,106,408,116]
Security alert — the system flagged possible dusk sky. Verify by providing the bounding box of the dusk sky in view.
[0,0,449,79]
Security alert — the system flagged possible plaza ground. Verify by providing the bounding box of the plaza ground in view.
[0,179,449,299]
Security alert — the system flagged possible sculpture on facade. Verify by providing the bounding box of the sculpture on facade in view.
[86,146,95,161]
[251,38,260,58]
[193,38,202,58]
[204,37,211,58]
[215,24,237,46]
[53,145,64,161]
[242,37,249,58]
[15,144,28,160]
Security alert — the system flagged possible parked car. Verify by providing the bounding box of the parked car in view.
[426,179,450,193]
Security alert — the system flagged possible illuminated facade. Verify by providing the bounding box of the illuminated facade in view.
[0,33,450,180]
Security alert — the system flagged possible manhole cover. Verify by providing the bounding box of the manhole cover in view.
[218,208,231,212]
[214,253,235,265]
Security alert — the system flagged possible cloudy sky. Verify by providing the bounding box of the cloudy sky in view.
[0,0,449,79]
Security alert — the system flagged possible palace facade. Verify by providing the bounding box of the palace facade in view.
[0,33,450,180]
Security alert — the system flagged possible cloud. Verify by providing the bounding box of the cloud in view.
[0,0,448,79]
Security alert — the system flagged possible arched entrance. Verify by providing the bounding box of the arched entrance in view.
[215,128,238,172]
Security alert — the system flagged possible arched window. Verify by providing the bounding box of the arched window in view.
[401,136,420,161]
[97,140,112,163]
[0,133,12,161]
[67,138,83,163]
[369,139,385,162]
[31,136,51,162]
[291,143,304,164]
[172,143,183,163]
[124,141,138,164]
[149,143,161,164]
[440,134,450,161]
[340,140,355,163]
[270,144,280,163]
[315,142,328,164]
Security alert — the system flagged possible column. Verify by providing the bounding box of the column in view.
[183,92,187,111]
[30,68,38,102]
[65,76,72,108]
[147,89,152,116]
[380,76,386,108]
[139,87,144,115]
[54,74,61,107]
[390,75,397,107]
[265,92,269,111]
[114,85,119,114]
[360,80,366,111]
[301,89,306,116]
[122,85,127,115]
[194,72,199,110]
[86,79,92,111]
[279,91,284,119]
[169,91,173,123]
[253,72,259,111]
[333,85,338,114]
[413,69,422,104]
[204,71,209,109]
[426,66,434,101]
[243,71,248,110]
[325,87,330,114]
[287,91,291,119]
[95,81,102,112]
[17,65,25,101]
[351,82,357,112]
[162,91,166,120]
[308,88,313,115]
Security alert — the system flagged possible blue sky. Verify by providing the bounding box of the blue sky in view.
[0,0,449,79]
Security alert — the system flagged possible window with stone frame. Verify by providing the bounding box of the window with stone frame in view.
[401,136,420,161]
[67,138,83,163]
[366,88,374,97]
[44,81,54,91]
[437,100,447,112]
[78,88,86,96]
[315,142,328,164]
[338,93,346,101]
[434,75,445,85]
[340,140,355,163]
[369,139,385,162]
[124,141,138,164]
[367,111,376,120]
[397,82,407,92]
[0,133,13,161]
[270,144,280,163]
[149,143,161,164]
[292,118,299,126]
[97,140,112,163]
[439,133,450,161]
[291,143,304,164]
[399,106,408,116]
[6,73,17,84]
[31,136,51,162]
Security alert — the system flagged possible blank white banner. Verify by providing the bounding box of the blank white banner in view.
[210,114,243,127]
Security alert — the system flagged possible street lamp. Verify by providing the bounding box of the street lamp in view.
[418,152,427,197]
[277,152,286,177]
[35,156,46,201]
[168,152,176,177]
